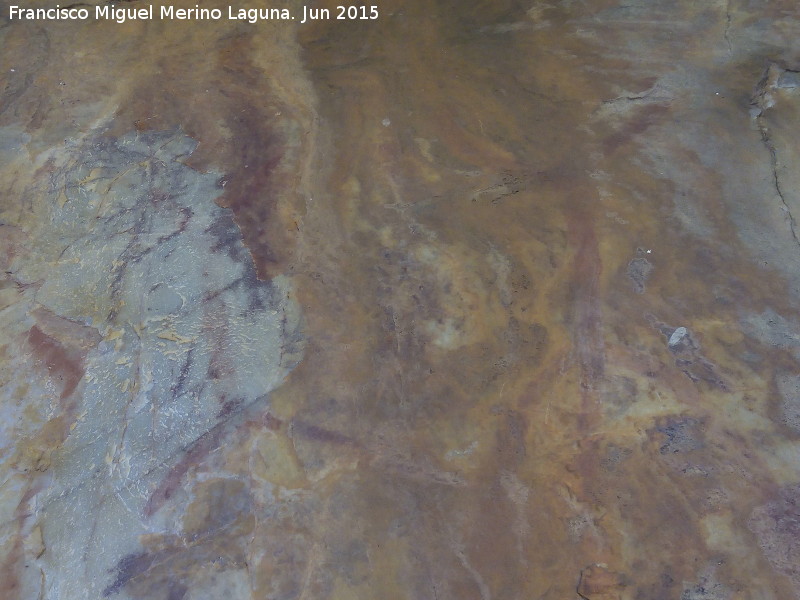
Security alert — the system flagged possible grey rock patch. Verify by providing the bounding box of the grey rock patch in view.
[0,124,30,157]
[749,484,800,592]
[627,256,653,293]
[776,373,800,433]
[777,70,800,89]
[681,570,730,600]
[741,308,800,359]
[656,416,705,455]
[5,129,304,600]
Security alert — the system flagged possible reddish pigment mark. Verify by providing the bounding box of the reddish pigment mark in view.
[0,478,51,600]
[27,325,85,400]
[263,412,283,431]
[568,215,604,382]
[290,420,359,447]
[103,552,156,597]
[603,104,670,153]
[0,536,23,600]
[216,396,243,420]
[567,208,605,433]
[202,301,235,381]
[209,38,290,280]
[144,424,224,518]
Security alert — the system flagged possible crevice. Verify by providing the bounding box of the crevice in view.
[756,117,800,249]
[723,0,732,55]
[751,62,800,251]
[601,87,657,105]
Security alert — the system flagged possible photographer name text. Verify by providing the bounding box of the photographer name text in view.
[8,4,379,24]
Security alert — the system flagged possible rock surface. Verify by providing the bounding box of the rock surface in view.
[1,0,800,599]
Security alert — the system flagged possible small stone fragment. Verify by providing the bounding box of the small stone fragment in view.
[668,326,689,348]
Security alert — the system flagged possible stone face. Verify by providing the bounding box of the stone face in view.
[1,1,800,599]
[1,129,302,599]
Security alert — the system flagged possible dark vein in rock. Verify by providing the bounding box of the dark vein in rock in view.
[723,0,732,55]
[756,118,800,249]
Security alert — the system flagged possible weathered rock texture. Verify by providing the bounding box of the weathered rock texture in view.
[1,0,800,599]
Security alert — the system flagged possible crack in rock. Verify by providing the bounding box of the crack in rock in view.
[751,63,800,251]
[723,0,732,55]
